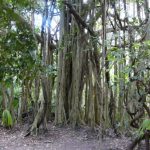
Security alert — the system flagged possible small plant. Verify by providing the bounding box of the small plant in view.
[2,109,13,128]
[138,119,150,137]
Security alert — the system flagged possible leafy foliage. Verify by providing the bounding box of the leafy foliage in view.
[56,0,64,10]
[2,109,13,128]
[138,119,150,137]
[0,0,41,82]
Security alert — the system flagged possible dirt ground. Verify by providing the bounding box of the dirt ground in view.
[0,123,134,150]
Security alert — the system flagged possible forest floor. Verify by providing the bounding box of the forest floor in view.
[0,122,141,150]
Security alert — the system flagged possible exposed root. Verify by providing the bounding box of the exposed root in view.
[128,131,150,150]
[24,98,47,137]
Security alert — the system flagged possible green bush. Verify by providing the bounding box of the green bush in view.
[138,119,150,137]
[2,109,13,128]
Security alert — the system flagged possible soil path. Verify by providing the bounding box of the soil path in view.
[0,123,131,150]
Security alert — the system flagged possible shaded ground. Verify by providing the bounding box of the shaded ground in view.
[0,123,133,150]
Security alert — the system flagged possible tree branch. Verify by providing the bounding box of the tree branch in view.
[63,1,96,37]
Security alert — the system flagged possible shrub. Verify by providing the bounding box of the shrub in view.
[138,119,150,137]
[2,109,13,128]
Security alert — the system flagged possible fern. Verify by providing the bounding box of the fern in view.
[138,119,150,137]
[2,109,13,128]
